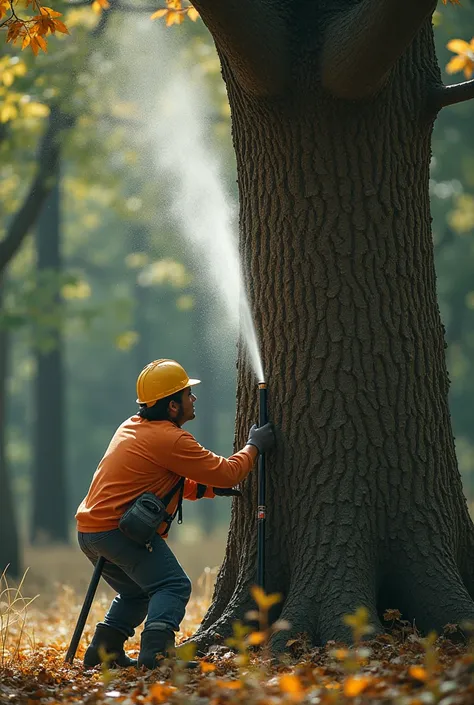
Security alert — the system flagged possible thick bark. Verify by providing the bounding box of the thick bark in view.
[190,4,474,650]
[320,0,437,99]
[31,174,68,544]
[0,278,21,577]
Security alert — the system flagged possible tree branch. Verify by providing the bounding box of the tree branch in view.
[0,108,75,274]
[0,5,110,275]
[320,0,437,100]
[432,79,474,111]
[188,0,290,98]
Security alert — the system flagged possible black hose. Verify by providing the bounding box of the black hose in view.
[257,383,267,589]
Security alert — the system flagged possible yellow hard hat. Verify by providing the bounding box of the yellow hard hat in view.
[136,359,201,407]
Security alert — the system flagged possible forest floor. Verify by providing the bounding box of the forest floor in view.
[2,546,474,704]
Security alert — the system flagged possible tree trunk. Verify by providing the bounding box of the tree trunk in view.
[0,277,21,578]
[192,15,474,649]
[31,173,68,544]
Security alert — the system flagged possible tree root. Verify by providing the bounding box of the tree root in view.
[386,551,474,634]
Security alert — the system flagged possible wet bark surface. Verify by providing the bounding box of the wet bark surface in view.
[190,6,474,650]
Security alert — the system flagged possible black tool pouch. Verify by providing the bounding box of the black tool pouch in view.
[118,478,185,550]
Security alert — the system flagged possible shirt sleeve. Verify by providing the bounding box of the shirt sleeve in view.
[167,431,255,487]
[184,479,215,500]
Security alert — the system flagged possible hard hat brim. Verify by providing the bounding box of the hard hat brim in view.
[136,378,201,405]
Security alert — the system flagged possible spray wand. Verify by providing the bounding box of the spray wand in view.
[257,382,268,590]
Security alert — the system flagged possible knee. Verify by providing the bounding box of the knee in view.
[179,573,192,602]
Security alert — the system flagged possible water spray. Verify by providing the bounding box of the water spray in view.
[257,381,268,590]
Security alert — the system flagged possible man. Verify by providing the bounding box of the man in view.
[76,358,275,670]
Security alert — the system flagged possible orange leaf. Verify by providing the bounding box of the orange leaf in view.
[35,33,47,51]
[30,37,40,55]
[200,661,216,673]
[53,19,69,34]
[40,6,62,16]
[344,676,371,697]
[215,680,242,690]
[148,683,176,702]
[332,648,350,660]
[22,33,31,49]
[247,631,266,646]
[408,666,428,682]
[280,674,304,697]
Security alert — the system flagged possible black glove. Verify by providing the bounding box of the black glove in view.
[246,422,275,454]
[213,487,242,497]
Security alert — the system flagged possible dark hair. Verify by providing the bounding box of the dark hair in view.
[137,389,184,421]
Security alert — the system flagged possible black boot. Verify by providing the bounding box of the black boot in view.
[138,626,199,670]
[138,627,175,669]
[84,624,137,668]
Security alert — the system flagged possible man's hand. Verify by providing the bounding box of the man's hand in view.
[246,422,275,454]
[213,487,242,497]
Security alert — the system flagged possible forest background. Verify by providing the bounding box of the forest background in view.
[1,0,474,602]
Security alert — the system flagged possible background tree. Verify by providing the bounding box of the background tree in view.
[31,172,68,544]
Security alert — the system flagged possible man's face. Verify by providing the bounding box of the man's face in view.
[169,387,197,426]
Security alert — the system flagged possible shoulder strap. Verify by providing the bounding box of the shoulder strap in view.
[160,477,185,535]
[162,477,185,506]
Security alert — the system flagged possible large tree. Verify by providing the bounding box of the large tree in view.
[183,0,474,649]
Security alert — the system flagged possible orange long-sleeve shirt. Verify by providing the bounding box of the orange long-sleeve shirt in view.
[76,416,255,535]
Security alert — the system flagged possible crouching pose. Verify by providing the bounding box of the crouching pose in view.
[76,359,275,669]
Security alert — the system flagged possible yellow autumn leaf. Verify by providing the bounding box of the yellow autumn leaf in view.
[251,585,282,610]
[176,295,194,311]
[247,631,266,646]
[0,103,18,122]
[114,331,139,351]
[92,0,110,13]
[446,39,471,53]
[1,70,14,86]
[409,665,428,682]
[150,8,167,19]
[446,55,467,74]
[343,606,369,628]
[166,10,184,26]
[125,253,148,269]
[344,676,371,697]
[187,6,199,21]
[22,101,50,118]
[175,641,197,661]
[62,280,91,300]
